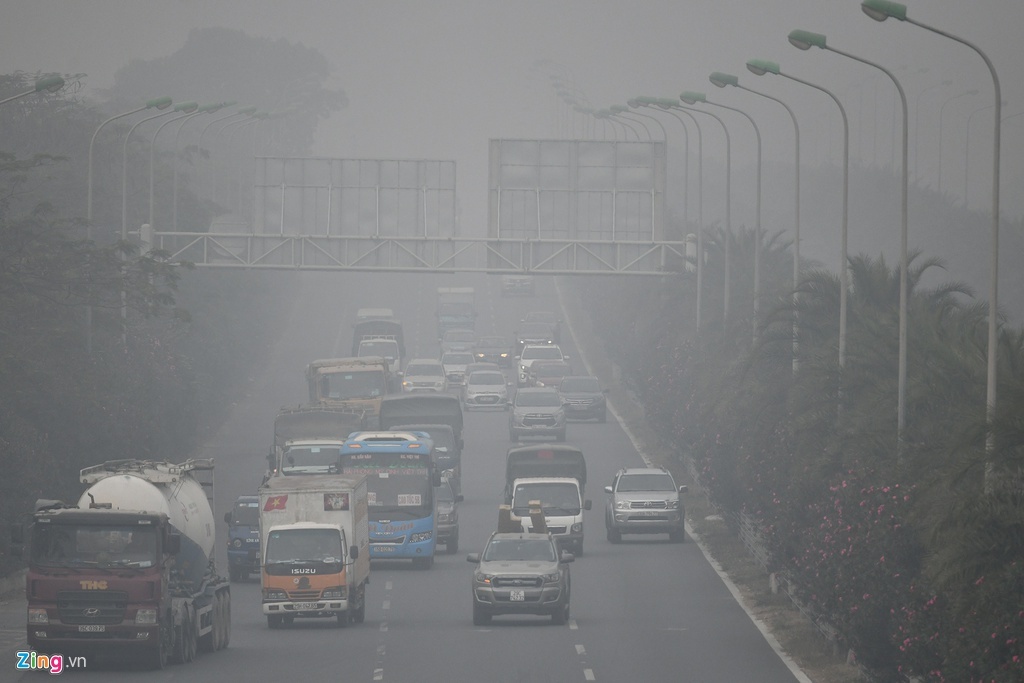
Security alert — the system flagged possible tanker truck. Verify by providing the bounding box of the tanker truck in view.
[12,459,231,669]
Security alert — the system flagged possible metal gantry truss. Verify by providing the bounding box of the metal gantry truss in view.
[149,232,688,276]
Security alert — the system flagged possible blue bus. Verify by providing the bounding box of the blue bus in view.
[339,432,441,568]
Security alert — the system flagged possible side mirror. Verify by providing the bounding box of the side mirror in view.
[455,494,465,503]
[349,545,359,560]
[560,551,575,564]
[603,485,613,494]
[679,485,688,494]
[584,500,592,511]
[224,512,233,525]
[164,532,182,556]
[466,553,481,564]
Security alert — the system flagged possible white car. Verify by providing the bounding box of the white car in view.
[462,370,510,410]
[517,344,569,387]
[401,358,448,393]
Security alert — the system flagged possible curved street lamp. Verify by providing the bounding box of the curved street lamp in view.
[862,0,1003,478]
[683,90,762,344]
[0,75,64,106]
[711,71,801,368]
[632,97,689,246]
[789,27,909,460]
[148,102,198,229]
[173,102,230,230]
[610,104,652,140]
[747,59,851,381]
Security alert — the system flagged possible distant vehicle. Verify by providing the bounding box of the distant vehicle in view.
[526,360,573,388]
[440,328,477,354]
[357,337,401,381]
[521,311,562,342]
[509,387,567,441]
[225,495,261,582]
[517,344,569,387]
[558,375,608,422]
[512,322,556,357]
[441,351,475,387]
[306,357,391,419]
[604,467,687,543]
[467,532,573,625]
[435,477,462,554]
[436,287,477,336]
[504,443,590,554]
[500,273,535,296]
[402,358,448,393]
[379,393,464,492]
[462,369,511,410]
[355,307,395,322]
[473,335,512,367]
[352,318,405,359]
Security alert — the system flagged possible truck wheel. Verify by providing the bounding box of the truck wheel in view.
[447,533,459,554]
[472,603,491,626]
[220,590,231,648]
[267,614,283,629]
[552,600,569,625]
[148,629,169,670]
[174,608,197,663]
[354,588,366,624]
[336,611,350,627]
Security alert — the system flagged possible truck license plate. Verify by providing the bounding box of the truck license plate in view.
[294,602,320,610]
[510,590,525,602]
[78,625,105,632]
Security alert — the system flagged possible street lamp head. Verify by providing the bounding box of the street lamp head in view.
[595,109,612,119]
[146,96,173,110]
[609,104,628,114]
[788,29,827,51]
[680,91,706,105]
[35,75,65,93]
[655,97,678,109]
[634,96,659,106]
[861,0,907,22]
[627,98,640,108]
[197,102,223,113]
[174,101,199,114]
[709,72,739,89]
[746,59,780,77]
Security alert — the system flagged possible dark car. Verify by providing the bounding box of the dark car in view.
[527,360,573,388]
[468,532,573,625]
[474,335,513,367]
[436,477,462,553]
[558,375,608,422]
[512,322,556,357]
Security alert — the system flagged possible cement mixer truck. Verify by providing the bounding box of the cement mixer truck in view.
[12,459,231,669]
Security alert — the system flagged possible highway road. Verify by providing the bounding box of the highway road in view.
[2,270,808,682]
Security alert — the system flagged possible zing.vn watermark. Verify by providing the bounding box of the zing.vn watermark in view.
[15,651,87,674]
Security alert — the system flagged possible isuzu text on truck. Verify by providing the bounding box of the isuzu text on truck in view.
[13,459,231,669]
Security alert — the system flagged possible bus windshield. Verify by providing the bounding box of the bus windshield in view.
[340,450,434,519]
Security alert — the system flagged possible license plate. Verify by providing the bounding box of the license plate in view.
[293,602,320,610]
[510,590,525,602]
[373,546,396,553]
[78,625,105,632]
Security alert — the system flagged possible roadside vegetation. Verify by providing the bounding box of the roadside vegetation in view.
[568,224,1024,682]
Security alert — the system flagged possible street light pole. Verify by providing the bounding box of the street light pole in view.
[862,0,1003,483]
[710,71,801,369]
[789,28,909,462]
[633,97,690,254]
[748,60,851,401]
[683,91,762,345]
[0,75,64,106]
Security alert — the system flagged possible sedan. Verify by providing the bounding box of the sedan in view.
[558,375,608,422]
[468,532,573,625]
[462,370,511,410]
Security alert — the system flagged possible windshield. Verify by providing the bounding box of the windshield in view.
[265,527,343,564]
[442,353,473,365]
[516,391,562,407]
[341,452,434,519]
[483,538,557,562]
[320,371,385,400]
[358,341,398,360]
[405,363,443,377]
[617,473,677,492]
[281,444,342,475]
[31,524,159,568]
[469,372,505,386]
[512,482,581,514]
[522,346,562,360]
[231,501,260,526]
[560,377,600,392]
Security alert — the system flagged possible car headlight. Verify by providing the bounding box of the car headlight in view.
[263,589,288,601]
[135,608,158,625]
[571,523,583,534]
[402,380,413,388]
[542,572,561,584]
[433,381,444,389]
[499,352,508,358]
[474,572,493,585]
[322,587,346,599]
[28,609,49,625]
[666,499,680,509]
[409,531,433,543]
[437,512,453,523]
[615,500,630,510]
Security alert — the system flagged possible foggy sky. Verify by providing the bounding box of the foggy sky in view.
[3,0,1023,244]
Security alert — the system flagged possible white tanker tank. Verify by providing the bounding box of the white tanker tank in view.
[79,459,216,591]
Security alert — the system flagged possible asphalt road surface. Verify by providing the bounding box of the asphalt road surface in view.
[1,270,808,682]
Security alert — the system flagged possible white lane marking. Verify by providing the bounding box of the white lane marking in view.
[569,619,578,630]
[575,644,586,655]
[379,623,388,632]
[373,668,384,681]
[385,581,393,590]
[584,669,596,681]
[382,600,390,610]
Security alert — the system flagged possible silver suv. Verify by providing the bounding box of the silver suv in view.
[604,467,687,543]
[467,532,573,625]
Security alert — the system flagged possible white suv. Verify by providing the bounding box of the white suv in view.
[517,344,569,387]
[604,467,687,543]
[401,358,448,393]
